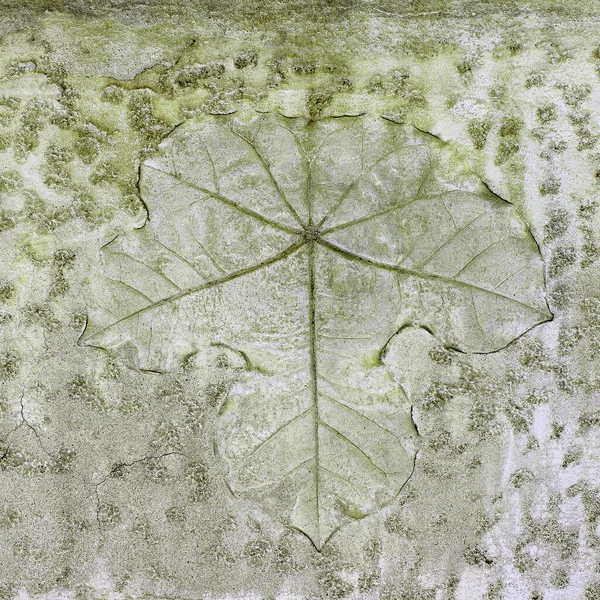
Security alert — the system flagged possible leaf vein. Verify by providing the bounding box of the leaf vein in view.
[144,164,302,235]
[241,408,311,463]
[319,420,387,477]
[227,124,305,226]
[81,241,305,343]
[317,239,548,317]
[320,391,402,442]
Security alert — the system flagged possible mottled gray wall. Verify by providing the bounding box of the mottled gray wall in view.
[1,2,600,599]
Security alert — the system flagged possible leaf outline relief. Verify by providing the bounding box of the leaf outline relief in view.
[79,113,552,549]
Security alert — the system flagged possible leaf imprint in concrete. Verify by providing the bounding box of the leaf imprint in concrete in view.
[80,113,552,549]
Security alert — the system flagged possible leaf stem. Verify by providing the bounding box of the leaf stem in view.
[307,240,321,546]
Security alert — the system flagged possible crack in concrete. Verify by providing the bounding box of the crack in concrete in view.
[0,390,53,461]
[92,451,186,533]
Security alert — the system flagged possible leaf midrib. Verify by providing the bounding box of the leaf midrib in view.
[317,238,550,318]
[80,239,305,343]
[307,241,321,544]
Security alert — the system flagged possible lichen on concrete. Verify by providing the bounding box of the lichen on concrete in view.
[1,2,600,598]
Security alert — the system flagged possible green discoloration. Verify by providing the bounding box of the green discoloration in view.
[0,2,599,598]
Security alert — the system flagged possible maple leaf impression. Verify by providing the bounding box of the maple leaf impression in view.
[80,113,552,549]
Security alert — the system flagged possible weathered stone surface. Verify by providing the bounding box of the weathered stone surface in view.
[0,2,599,598]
